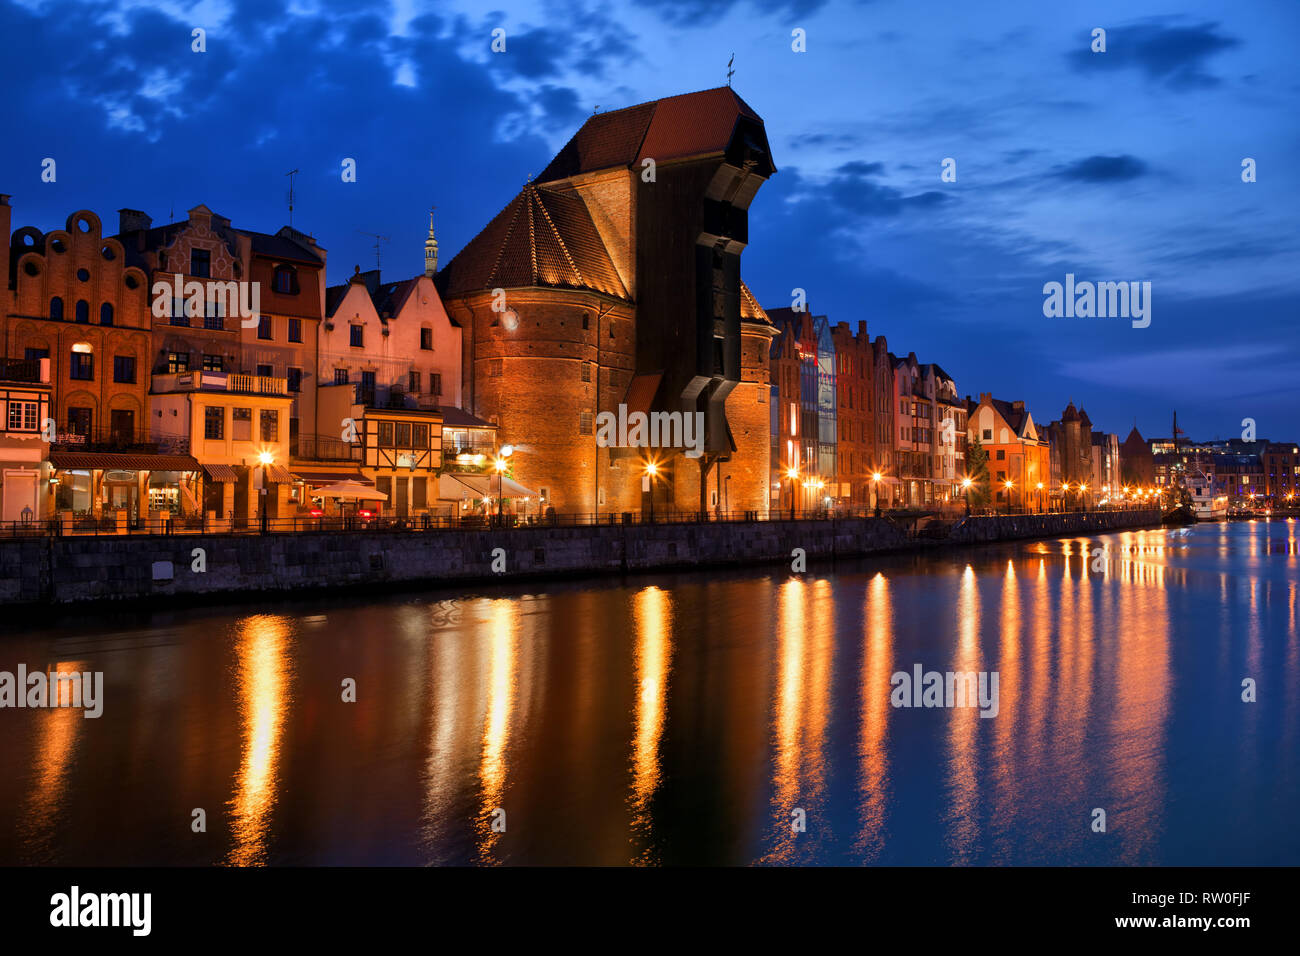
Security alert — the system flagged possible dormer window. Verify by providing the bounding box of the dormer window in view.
[274,266,298,295]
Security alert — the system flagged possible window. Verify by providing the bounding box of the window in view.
[420,328,432,350]
[190,249,210,277]
[232,407,252,441]
[100,303,114,325]
[113,355,136,384]
[274,267,297,295]
[579,411,593,435]
[982,429,992,440]
[167,352,189,374]
[350,324,363,347]
[431,373,442,396]
[24,347,49,361]
[334,368,348,385]
[204,406,224,440]
[287,367,302,392]
[67,407,92,436]
[75,300,89,324]
[258,316,272,340]
[170,297,190,326]
[256,364,273,378]
[288,318,302,343]
[49,297,63,320]
[393,422,410,447]
[409,371,420,393]
[582,314,590,330]
[379,421,394,446]
[260,409,278,442]
[203,354,223,372]
[70,351,93,380]
[110,409,135,444]
[996,449,1005,460]
[204,298,223,331]
[412,424,428,448]
[8,400,38,431]
[581,362,591,383]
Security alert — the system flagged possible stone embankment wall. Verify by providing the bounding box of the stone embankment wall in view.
[0,510,1162,607]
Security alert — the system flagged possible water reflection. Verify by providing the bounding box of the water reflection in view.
[3,522,1297,866]
[629,586,672,864]
[227,617,293,866]
[855,573,892,861]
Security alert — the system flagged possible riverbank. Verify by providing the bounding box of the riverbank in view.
[0,509,1162,609]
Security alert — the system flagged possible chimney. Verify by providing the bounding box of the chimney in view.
[118,208,152,234]
[1012,400,1025,411]
[0,194,10,292]
[980,392,992,404]
[858,319,866,337]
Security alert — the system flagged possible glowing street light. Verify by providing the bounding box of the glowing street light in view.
[871,471,883,518]
[786,466,799,520]
[644,460,660,523]
[961,475,972,516]
[1003,478,1014,515]
[257,451,274,533]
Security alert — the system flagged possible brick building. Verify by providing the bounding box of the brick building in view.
[439,87,777,516]
[832,320,873,506]
[1120,425,1154,487]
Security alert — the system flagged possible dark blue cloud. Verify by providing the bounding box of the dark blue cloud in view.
[1055,155,1149,182]
[1068,19,1241,90]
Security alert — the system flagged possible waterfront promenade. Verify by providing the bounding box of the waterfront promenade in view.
[0,508,1162,607]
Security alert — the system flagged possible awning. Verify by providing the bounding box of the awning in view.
[267,465,293,484]
[622,371,663,416]
[204,464,240,482]
[439,473,538,500]
[291,469,372,485]
[50,450,200,472]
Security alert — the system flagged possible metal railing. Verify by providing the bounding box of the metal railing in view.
[0,505,1164,539]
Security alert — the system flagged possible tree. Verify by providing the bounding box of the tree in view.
[966,436,991,509]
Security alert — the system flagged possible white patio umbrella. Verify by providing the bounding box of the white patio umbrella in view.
[309,480,388,501]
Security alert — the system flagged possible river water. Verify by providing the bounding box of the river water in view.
[1,521,1296,865]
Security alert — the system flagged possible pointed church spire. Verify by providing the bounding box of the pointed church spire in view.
[424,204,439,277]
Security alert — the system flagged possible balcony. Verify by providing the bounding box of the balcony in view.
[0,357,51,384]
[294,435,362,462]
[52,424,170,453]
[152,371,288,396]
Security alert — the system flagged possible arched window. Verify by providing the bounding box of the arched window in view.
[100,303,114,325]
[49,296,64,320]
[75,300,89,323]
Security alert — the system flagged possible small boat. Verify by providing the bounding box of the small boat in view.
[1185,470,1227,520]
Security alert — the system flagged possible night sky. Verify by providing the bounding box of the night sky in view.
[1,0,1296,441]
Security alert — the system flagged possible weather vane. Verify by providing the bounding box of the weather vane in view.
[727,53,734,87]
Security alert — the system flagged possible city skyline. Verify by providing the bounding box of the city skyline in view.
[1,0,1296,442]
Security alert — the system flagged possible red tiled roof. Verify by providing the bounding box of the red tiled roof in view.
[437,184,629,301]
[50,450,199,471]
[537,87,767,182]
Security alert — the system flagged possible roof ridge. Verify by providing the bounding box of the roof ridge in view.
[527,185,538,282]
[487,189,528,288]
[532,187,585,286]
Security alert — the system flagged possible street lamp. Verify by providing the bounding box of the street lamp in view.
[961,476,972,516]
[1079,483,1088,511]
[871,471,883,518]
[1036,481,1044,514]
[258,451,273,533]
[494,453,509,527]
[1003,479,1014,515]
[645,461,659,523]
[786,467,798,521]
